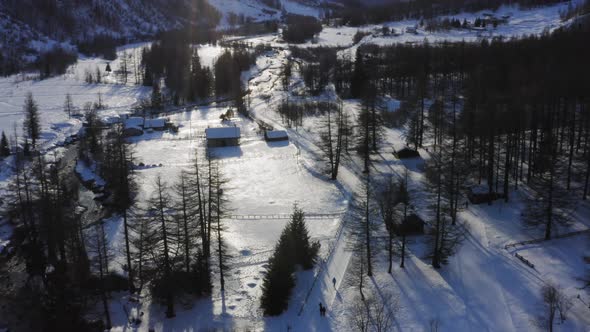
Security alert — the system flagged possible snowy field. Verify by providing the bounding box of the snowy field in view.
[2,2,590,331]
[209,0,322,26]
[226,1,577,52]
[0,43,153,149]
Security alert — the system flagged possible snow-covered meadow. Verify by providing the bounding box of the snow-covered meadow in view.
[225,1,578,52]
[1,1,590,330]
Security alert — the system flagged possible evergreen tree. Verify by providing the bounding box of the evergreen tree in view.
[23,92,41,148]
[103,124,136,292]
[89,221,112,329]
[396,171,411,268]
[210,161,231,291]
[260,205,318,315]
[174,170,198,274]
[319,101,346,180]
[0,131,10,157]
[282,59,292,90]
[285,205,319,270]
[95,66,102,84]
[349,175,377,277]
[147,176,176,318]
[64,93,74,118]
[376,176,397,274]
[260,228,296,316]
[522,128,574,240]
[425,156,465,268]
[151,82,163,111]
[350,50,366,99]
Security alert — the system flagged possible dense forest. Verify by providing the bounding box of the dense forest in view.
[0,0,221,76]
[333,0,570,25]
[296,21,590,249]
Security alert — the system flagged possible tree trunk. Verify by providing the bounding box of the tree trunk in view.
[400,204,407,268]
[158,183,175,318]
[216,175,225,291]
[365,177,372,277]
[123,210,134,293]
[432,169,442,269]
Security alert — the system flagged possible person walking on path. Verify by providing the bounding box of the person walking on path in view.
[332,277,336,288]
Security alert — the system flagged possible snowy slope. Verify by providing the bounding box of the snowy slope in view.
[0,0,221,73]
[0,43,152,151]
[209,0,323,25]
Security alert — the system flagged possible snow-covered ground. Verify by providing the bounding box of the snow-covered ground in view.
[106,19,590,329]
[2,2,590,330]
[209,0,322,26]
[227,1,577,52]
[0,43,153,149]
[105,102,350,331]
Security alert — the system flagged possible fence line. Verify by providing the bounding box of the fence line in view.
[514,252,535,269]
[297,207,350,316]
[504,228,590,250]
[227,212,345,221]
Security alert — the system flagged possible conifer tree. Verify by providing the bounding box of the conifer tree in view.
[23,92,41,148]
[64,93,74,118]
[260,227,296,316]
[260,205,318,315]
[376,177,397,274]
[0,131,10,157]
[285,205,319,270]
[151,82,163,111]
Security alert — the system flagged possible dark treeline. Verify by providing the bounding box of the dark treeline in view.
[213,46,257,100]
[141,32,260,108]
[334,0,568,25]
[128,157,228,318]
[35,46,78,79]
[140,30,215,105]
[0,44,78,78]
[77,34,123,60]
[3,91,234,327]
[282,14,323,43]
[299,48,338,95]
[223,20,279,36]
[334,23,590,243]
[0,0,222,77]
[293,20,590,277]
[2,119,137,330]
[2,0,221,44]
[260,0,282,10]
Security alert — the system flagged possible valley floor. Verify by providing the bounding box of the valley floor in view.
[1,2,589,331]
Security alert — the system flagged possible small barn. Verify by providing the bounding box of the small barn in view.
[264,130,288,142]
[393,214,425,236]
[123,117,144,137]
[394,147,420,159]
[467,185,506,204]
[144,118,167,131]
[123,117,168,137]
[205,127,241,147]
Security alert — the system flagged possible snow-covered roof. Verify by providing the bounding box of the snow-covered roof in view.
[103,116,122,125]
[205,127,241,139]
[124,117,144,129]
[266,130,288,139]
[144,118,166,129]
[380,97,401,113]
[469,185,490,194]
